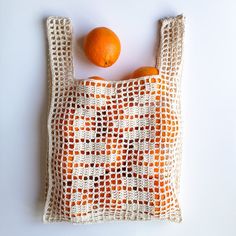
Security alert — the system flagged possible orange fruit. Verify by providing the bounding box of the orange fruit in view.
[132,66,159,78]
[89,76,106,81]
[84,27,121,67]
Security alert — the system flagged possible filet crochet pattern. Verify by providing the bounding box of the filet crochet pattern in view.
[43,14,185,224]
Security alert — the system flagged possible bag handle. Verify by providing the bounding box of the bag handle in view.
[46,17,74,91]
[157,15,185,77]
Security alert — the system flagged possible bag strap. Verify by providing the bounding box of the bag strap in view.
[46,17,74,92]
[157,15,185,77]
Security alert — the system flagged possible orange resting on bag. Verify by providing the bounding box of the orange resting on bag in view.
[132,66,159,78]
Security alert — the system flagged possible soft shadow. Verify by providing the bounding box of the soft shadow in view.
[120,73,132,81]
[154,20,161,68]
[76,35,91,66]
[34,16,49,220]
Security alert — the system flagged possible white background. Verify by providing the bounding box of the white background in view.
[1,0,236,235]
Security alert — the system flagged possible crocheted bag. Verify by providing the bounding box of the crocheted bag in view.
[43,14,185,224]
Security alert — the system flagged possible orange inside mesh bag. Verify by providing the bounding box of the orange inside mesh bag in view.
[44,15,185,223]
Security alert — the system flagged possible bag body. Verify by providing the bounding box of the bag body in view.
[43,15,185,224]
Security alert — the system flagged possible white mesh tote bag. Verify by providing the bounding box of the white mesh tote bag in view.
[43,14,185,224]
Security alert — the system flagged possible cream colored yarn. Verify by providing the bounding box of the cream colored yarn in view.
[43,14,185,224]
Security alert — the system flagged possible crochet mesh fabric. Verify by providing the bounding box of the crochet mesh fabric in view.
[43,14,185,224]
